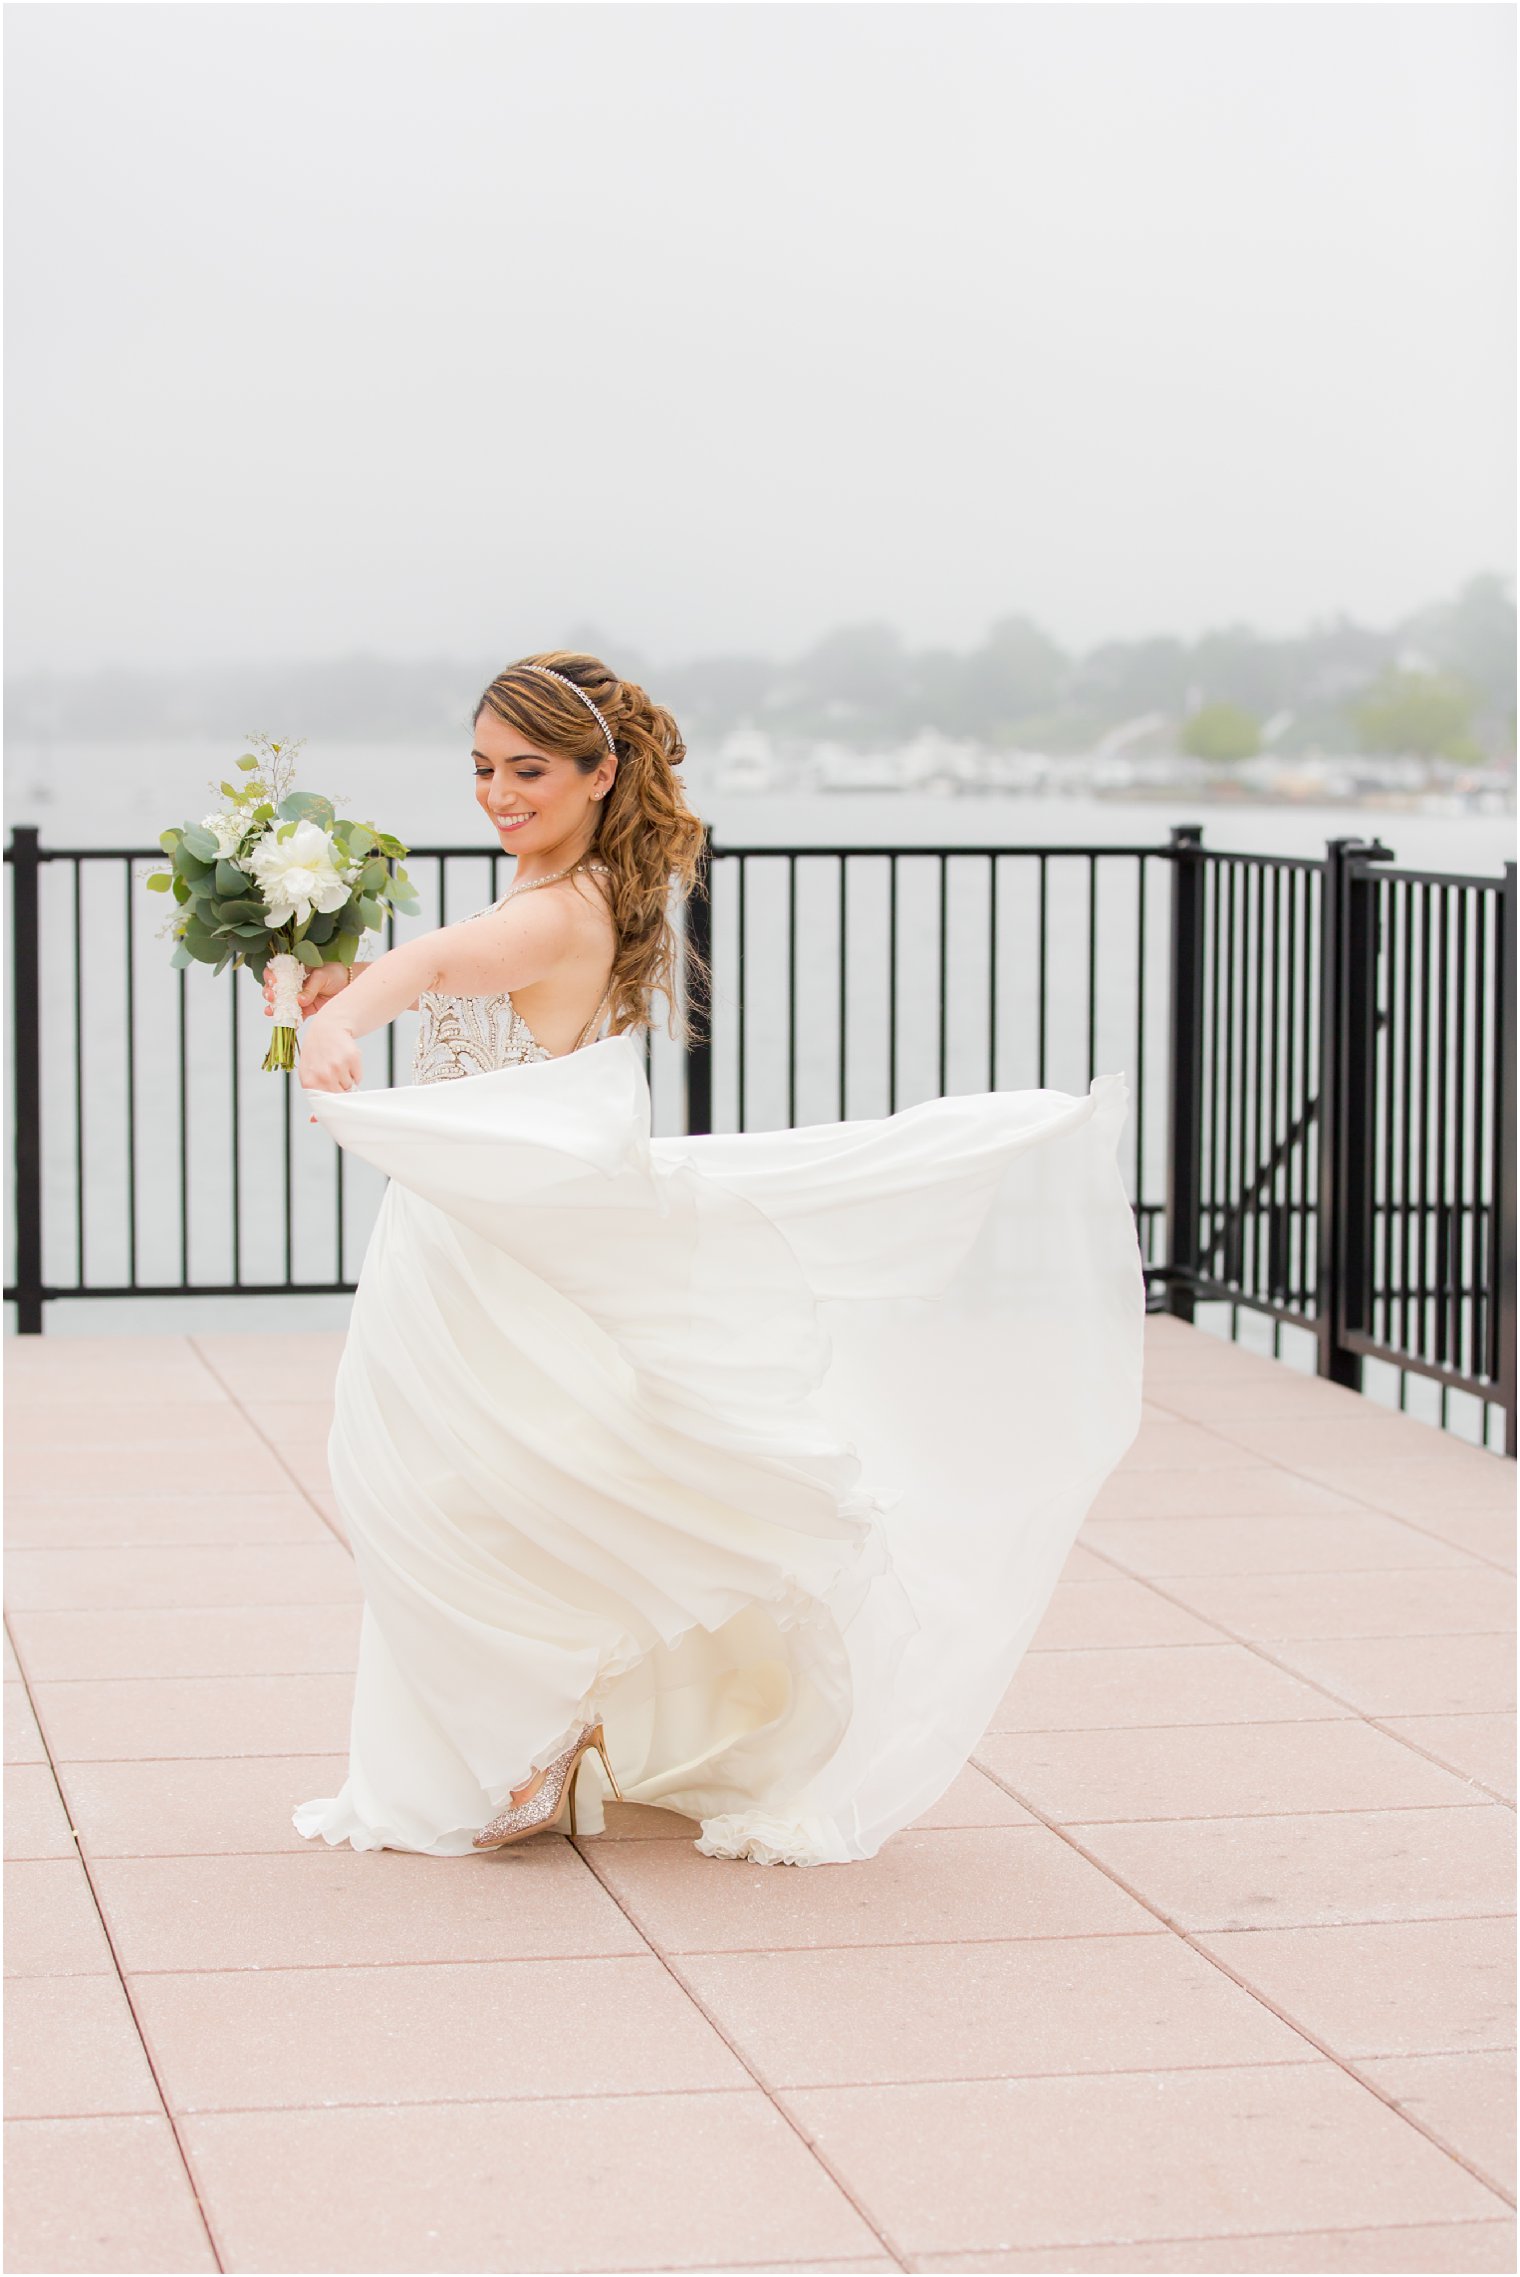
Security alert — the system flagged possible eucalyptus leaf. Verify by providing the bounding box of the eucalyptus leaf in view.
[182,827,219,861]
[237,754,260,772]
[170,945,194,969]
[292,939,325,968]
[214,858,247,898]
[159,827,182,853]
[145,872,172,892]
[356,895,383,929]
[359,858,387,893]
[334,931,359,965]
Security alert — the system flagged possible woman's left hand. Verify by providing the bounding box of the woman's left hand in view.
[297,1015,364,1115]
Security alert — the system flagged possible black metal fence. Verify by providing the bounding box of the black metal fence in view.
[6,822,1515,1454]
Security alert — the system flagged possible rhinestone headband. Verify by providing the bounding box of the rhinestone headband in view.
[519,663,617,756]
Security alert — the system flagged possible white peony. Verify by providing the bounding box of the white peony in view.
[245,819,354,928]
[200,810,250,859]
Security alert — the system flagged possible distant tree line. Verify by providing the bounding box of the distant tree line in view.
[7,573,1514,764]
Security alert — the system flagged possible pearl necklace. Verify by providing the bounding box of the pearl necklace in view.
[504,857,611,900]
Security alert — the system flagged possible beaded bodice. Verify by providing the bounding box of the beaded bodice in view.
[411,989,556,1085]
[410,870,613,1087]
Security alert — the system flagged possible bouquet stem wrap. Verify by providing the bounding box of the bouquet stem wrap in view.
[261,951,305,1073]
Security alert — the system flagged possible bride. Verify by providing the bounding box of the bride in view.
[282,651,1146,1867]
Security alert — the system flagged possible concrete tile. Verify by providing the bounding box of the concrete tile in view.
[60,1753,352,1857]
[1147,1372,1385,1423]
[1358,2051,1516,2198]
[1084,1512,1480,1578]
[1198,1917,1515,2056]
[275,1440,332,1495]
[4,1440,296,1498]
[5,1763,79,1859]
[4,1682,47,1765]
[679,1933,1308,2087]
[1087,1467,1362,1520]
[4,1627,20,1679]
[1115,1420,1266,1469]
[908,1765,1033,1830]
[976,1717,1482,1824]
[134,1954,743,2110]
[33,1672,355,1760]
[5,1334,227,1403]
[307,1488,348,1541]
[3,2114,216,2272]
[593,1799,704,1841]
[1070,1805,1518,1930]
[989,1643,1347,1733]
[1385,1715,1517,1803]
[4,1859,116,1976]
[238,1400,336,1445]
[1162,1569,1515,1642]
[1056,1544,1112,1580]
[4,1542,357,1610]
[3,1492,332,1548]
[589,1826,1164,1953]
[1380,1508,1516,1573]
[781,2064,1502,2253]
[913,2222,1519,2271]
[5,1974,160,2117]
[192,1329,345,1385]
[93,1845,645,1970]
[1331,1464,1519,1519]
[8,1403,272,1450]
[7,1603,361,1681]
[1222,1414,1494,1472]
[1268,1632,1515,1718]
[1028,1578,1220,1651]
[181,2093,881,2272]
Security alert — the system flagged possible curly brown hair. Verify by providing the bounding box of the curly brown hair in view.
[472,650,711,1046]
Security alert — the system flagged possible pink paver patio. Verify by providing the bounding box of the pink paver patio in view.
[4,1316,1515,2275]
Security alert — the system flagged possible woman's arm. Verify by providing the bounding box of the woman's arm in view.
[297,893,577,1091]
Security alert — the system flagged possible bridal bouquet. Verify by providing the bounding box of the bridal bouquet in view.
[145,734,421,1070]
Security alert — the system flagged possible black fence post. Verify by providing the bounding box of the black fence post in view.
[1164,824,1206,1322]
[1316,837,1393,1392]
[8,827,44,1333]
[1494,860,1517,1456]
[683,824,714,1139]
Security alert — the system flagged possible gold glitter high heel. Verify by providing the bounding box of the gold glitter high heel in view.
[471,1722,622,1850]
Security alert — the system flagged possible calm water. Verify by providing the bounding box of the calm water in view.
[7,743,1513,1350]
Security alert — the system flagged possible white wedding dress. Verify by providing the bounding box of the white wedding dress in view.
[292,935,1146,1866]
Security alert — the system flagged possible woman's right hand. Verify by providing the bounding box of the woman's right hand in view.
[262,962,353,1022]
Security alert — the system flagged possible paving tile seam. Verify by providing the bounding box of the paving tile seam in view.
[16,1664,361,1682]
[188,1336,354,1555]
[1062,1564,1518,1749]
[1,1653,228,2270]
[896,2215,1520,2268]
[131,2058,1346,2124]
[962,1788,1498,1826]
[1349,1718,1518,1813]
[965,1755,1519,2210]
[575,1840,910,2273]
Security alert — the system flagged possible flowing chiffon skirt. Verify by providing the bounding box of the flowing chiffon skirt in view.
[292,1030,1146,1865]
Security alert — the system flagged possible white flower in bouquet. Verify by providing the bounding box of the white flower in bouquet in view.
[199,811,250,859]
[246,818,354,928]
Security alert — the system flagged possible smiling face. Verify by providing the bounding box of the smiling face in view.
[470,706,615,865]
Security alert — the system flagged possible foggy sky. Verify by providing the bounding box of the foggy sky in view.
[4,1,1514,677]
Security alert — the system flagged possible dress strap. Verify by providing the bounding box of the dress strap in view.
[571,981,614,1053]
